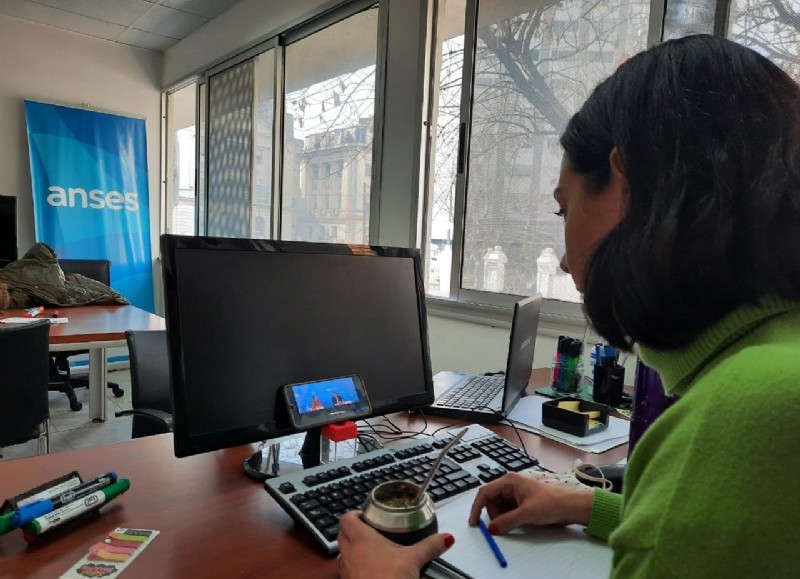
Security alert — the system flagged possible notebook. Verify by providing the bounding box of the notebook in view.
[424,295,541,423]
[428,487,612,579]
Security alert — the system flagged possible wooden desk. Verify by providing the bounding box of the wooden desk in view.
[0,305,165,422]
[0,413,626,579]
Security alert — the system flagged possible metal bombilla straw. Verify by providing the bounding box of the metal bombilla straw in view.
[415,428,468,503]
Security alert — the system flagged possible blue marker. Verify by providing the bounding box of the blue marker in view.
[9,472,117,529]
[477,519,508,568]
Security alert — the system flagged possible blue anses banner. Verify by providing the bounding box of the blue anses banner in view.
[24,100,154,311]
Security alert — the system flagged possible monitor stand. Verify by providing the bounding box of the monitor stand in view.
[243,427,321,481]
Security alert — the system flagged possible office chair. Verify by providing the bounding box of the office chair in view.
[0,320,51,458]
[115,330,173,438]
[48,258,124,411]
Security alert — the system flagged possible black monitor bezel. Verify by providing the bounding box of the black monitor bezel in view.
[161,234,435,458]
[0,194,18,263]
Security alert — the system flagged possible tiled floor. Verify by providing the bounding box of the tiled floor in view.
[1,369,134,461]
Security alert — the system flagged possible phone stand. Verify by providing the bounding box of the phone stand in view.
[320,421,358,464]
[243,428,322,481]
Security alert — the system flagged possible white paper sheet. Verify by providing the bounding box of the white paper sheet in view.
[432,488,613,579]
[0,317,68,324]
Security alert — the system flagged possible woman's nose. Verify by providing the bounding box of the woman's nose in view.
[560,255,570,274]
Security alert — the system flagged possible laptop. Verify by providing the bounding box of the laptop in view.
[424,295,541,423]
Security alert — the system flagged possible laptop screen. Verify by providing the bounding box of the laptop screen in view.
[500,295,542,414]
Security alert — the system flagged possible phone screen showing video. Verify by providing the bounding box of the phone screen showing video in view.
[292,376,361,414]
[284,374,371,429]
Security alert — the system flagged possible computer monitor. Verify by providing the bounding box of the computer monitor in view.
[160,235,435,474]
[0,195,18,266]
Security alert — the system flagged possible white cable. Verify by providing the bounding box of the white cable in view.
[571,459,614,491]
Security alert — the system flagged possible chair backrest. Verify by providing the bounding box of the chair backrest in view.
[0,320,50,447]
[125,329,171,438]
[58,259,111,286]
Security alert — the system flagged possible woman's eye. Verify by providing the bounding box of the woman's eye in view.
[553,208,566,219]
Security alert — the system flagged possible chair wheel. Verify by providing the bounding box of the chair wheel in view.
[111,385,125,398]
[70,400,83,411]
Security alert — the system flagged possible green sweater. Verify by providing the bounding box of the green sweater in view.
[585,297,800,578]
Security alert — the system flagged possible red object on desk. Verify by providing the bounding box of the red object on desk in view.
[321,421,357,442]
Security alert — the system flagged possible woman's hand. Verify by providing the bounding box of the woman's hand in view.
[337,510,454,579]
[468,472,594,534]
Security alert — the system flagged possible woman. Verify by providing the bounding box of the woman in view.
[338,34,800,578]
[310,395,325,411]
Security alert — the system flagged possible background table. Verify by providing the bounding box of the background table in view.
[0,305,165,421]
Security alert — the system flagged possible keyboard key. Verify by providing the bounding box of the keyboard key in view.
[505,459,527,471]
[278,482,296,494]
[306,507,330,521]
[445,470,471,483]
[298,499,321,513]
[316,515,337,529]
[322,524,339,542]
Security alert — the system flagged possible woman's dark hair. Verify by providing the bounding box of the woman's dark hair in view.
[560,34,800,351]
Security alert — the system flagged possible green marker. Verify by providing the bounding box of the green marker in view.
[0,512,14,536]
[24,479,130,535]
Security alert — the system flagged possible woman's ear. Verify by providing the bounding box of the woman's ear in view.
[608,147,629,215]
[609,147,626,180]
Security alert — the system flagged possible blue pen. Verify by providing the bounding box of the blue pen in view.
[477,518,508,568]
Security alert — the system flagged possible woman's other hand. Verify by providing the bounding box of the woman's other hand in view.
[468,472,594,534]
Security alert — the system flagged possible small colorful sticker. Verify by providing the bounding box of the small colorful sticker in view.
[59,528,159,579]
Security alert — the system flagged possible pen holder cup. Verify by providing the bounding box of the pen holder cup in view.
[361,480,438,546]
[592,365,625,406]
[551,355,583,394]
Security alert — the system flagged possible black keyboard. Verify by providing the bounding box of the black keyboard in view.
[436,374,504,409]
[264,424,538,554]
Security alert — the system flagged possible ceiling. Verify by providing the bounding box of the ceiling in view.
[0,0,243,52]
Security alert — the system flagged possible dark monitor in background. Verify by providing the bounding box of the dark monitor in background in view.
[160,235,434,477]
[0,195,18,267]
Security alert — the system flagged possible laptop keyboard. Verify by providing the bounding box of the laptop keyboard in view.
[436,374,504,409]
[264,424,538,554]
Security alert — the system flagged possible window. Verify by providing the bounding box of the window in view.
[163,4,376,245]
[728,0,800,83]
[427,0,651,306]
[281,6,378,244]
[164,83,197,235]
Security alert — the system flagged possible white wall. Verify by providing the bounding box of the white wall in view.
[0,14,163,263]
[428,315,638,387]
[428,316,558,374]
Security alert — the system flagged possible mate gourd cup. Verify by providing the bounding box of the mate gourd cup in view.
[361,480,438,545]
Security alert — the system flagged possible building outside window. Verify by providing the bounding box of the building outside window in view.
[281,6,378,245]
